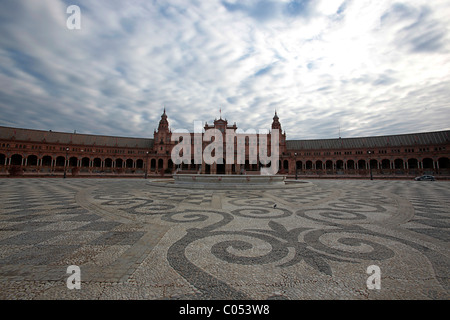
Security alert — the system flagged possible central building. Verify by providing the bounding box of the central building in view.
[155,109,286,175]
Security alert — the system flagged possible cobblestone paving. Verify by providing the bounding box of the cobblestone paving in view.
[0,178,448,300]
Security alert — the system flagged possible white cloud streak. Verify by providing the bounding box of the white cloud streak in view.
[0,0,449,140]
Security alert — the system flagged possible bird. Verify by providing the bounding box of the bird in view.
[273,204,277,208]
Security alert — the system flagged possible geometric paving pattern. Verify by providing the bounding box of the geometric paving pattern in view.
[0,178,448,299]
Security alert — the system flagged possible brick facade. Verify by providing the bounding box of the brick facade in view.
[1,110,449,178]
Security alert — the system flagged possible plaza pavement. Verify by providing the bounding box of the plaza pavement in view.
[0,178,448,300]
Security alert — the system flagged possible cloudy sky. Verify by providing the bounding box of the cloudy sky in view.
[0,0,449,140]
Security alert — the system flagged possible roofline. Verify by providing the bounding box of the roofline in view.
[286,130,450,143]
[1,125,449,144]
[0,125,154,142]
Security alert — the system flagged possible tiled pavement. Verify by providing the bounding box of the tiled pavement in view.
[0,178,448,299]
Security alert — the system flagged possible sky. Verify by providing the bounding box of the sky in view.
[0,0,449,140]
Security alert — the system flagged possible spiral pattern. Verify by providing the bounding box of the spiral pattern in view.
[231,207,292,219]
[209,232,289,265]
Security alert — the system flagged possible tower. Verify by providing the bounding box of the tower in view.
[158,108,169,132]
[154,108,171,155]
[271,110,286,154]
[271,110,281,131]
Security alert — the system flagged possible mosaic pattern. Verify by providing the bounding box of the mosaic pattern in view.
[0,178,448,299]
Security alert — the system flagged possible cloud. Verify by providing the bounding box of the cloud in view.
[0,0,449,141]
[382,3,448,53]
[221,0,315,22]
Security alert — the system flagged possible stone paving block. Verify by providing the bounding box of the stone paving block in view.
[0,178,448,300]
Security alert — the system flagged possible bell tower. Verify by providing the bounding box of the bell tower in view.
[271,110,286,154]
[154,108,171,155]
[271,110,282,131]
[158,108,169,132]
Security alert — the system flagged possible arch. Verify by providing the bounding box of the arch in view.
[136,159,144,169]
[394,158,403,169]
[325,160,333,170]
[93,158,102,168]
[296,160,303,170]
[125,159,134,168]
[259,160,266,169]
[116,158,123,168]
[81,157,90,167]
[422,158,433,169]
[104,158,113,168]
[306,160,313,170]
[42,155,52,167]
[283,160,289,171]
[316,160,323,170]
[150,159,156,170]
[158,158,164,170]
[438,157,450,169]
[0,153,5,166]
[11,154,23,166]
[347,160,355,170]
[336,160,344,170]
[245,160,250,170]
[408,158,418,169]
[55,156,65,167]
[27,155,38,166]
[381,159,390,169]
[217,158,226,174]
[358,159,366,169]
[69,157,78,167]
[370,159,378,169]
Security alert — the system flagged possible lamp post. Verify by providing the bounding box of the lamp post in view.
[368,150,373,180]
[63,147,69,179]
[294,152,298,180]
[145,151,149,179]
